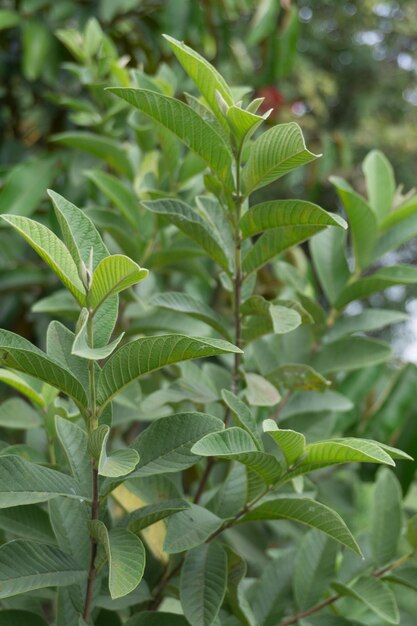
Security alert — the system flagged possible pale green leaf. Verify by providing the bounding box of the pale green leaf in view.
[0,504,55,544]
[221,389,262,449]
[371,468,402,566]
[107,88,233,184]
[0,157,56,217]
[245,372,281,406]
[330,176,378,269]
[55,416,91,498]
[226,104,266,145]
[310,227,350,305]
[51,132,134,177]
[302,438,395,468]
[125,499,190,534]
[72,308,124,360]
[1,215,86,303]
[239,498,361,554]
[180,543,227,626]
[0,541,85,598]
[89,521,145,599]
[0,369,44,406]
[242,122,319,195]
[206,463,247,519]
[0,10,20,31]
[191,427,283,484]
[152,291,231,339]
[86,170,140,230]
[32,289,79,319]
[267,364,331,392]
[92,425,139,477]
[0,398,41,429]
[280,389,353,419]
[0,455,82,508]
[332,577,399,624]
[163,34,233,129]
[49,496,90,568]
[242,225,323,274]
[0,329,88,407]
[88,255,148,312]
[335,265,417,308]
[164,504,224,553]
[378,212,417,257]
[240,199,346,238]
[142,198,233,272]
[46,321,89,391]
[363,150,395,222]
[269,304,302,334]
[312,337,392,373]
[326,309,408,342]
[97,334,241,408]
[293,529,337,610]
[130,412,224,477]
[263,419,306,465]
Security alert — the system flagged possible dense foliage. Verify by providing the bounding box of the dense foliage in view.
[1,3,417,626]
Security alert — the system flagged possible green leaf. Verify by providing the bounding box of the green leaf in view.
[280,389,353,419]
[0,398,41,429]
[0,611,48,626]
[371,468,402,566]
[245,372,281,406]
[180,543,227,626]
[0,541,84,598]
[301,438,395,469]
[163,34,233,129]
[142,198,232,272]
[0,369,45,406]
[152,292,231,339]
[312,337,392,374]
[206,463,247,519]
[1,215,86,303]
[191,427,283,484]
[49,496,90,569]
[239,498,361,554]
[89,521,145,599]
[55,416,91,499]
[0,329,88,407]
[97,334,241,408]
[263,419,305,465]
[267,364,331,392]
[46,321,89,391]
[0,504,55,544]
[243,225,324,275]
[164,504,224,553]
[226,105,266,146]
[86,170,140,229]
[32,289,79,319]
[242,122,319,195]
[221,389,262,449]
[131,412,224,477]
[0,10,19,30]
[125,499,190,533]
[310,227,350,305]
[407,515,417,549]
[326,309,408,342]
[0,455,82,507]
[363,150,395,222]
[335,265,417,308]
[386,566,417,592]
[51,132,134,178]
[92,425,139,477]
[330,176,378,269]
[126,613,188,626]
[332,577,399,624]
[107,88,233,184]
[72,308,124,360]
[0,157,57,217]
[377,212,417,257]
[240,200,346,238]
[293,529,337,610]
[48,190,118,347]
[88,255,148,312]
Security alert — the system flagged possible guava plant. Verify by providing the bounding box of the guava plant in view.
[0,35,416,626]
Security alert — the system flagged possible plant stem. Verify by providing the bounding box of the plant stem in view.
[83,314,100,623]
[231,145,243,397]
[275,551,416,626]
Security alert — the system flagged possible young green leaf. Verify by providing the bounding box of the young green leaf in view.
[222,389,263,449]
[0,541,85,598]
[180,543,228,626]
[89,520,145,599]
[91,425,139,477]
[72,309,124,360]
[302,438,395,467]
[142,198,233,272]
[1,215,86,303]
[239,498,361,554]
[263,419,306,465]
[191,427,284,484]
[245,372,281,406]
[0,329,88,407]
[363,150,395,222]
[97,335,242,408]
[0,369,45,406]
[240,199,346,238]
[87,255,148,312]
[107,88,233,185]
[242,122,319,195]
[163,34,233,129]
